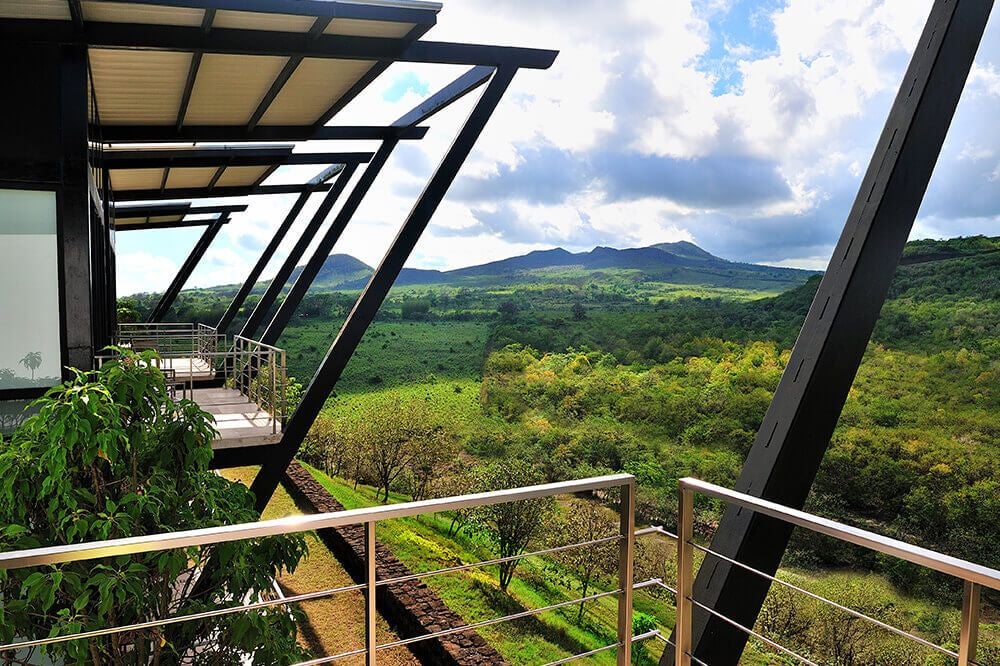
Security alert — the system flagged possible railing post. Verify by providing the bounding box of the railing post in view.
[675,482,694,666]
[281,349,287,426]
[271,349,277,434]
[365,521,377,666]
[618,478,635,665]
[959,580,980,666]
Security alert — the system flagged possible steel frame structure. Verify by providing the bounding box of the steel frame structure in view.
[147,214,230,323]
[662,0,994,662]
[235,161,361,339]
[248,65,518,510]
[112,203,248,231]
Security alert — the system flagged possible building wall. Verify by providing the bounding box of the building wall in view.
[0,42,98,401]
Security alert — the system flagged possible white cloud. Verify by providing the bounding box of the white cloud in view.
[117,252,176,296]
[114,0,1000,290]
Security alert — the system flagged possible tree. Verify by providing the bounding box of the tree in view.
[547,499,618,621]
[19,351,42,381]
[470,461,554,592]
[0,350,308,665]
[401,298,431,319]
[407,426,461,501]
[497,300,520,322]
[303,414,348,478]
[571,302,587,321]
[345,393,452,502]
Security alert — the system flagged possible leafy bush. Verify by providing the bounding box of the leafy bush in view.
[0,350,308,665]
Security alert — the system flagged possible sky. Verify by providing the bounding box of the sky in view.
[115,0,1000,296]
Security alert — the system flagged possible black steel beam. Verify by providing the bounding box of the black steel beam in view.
[249,67,518,511]
[147,215,228,322]
[238,162,360,339]
[96,124,428,143]
[113,202,248,218]
[116,218,232,232]
[247,16,331,131]
[101,150,371,170]
[312,22,434,128]
[6,21,560,69]
[113,182,332,201]
[104,145,293,163]
[258,140,397,346]
[255,64,499,345]
[395,65,495,127]
[100,0,439,25]
[67,0,83,28]
[175,9,215,129]
[216,190,312,333]
[663,1,994,663]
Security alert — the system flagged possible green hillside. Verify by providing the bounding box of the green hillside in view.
[190,240,817,297]
[121,235,1000,662]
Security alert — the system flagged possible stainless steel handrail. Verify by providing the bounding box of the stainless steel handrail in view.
[0,474,639,666]
[674,476,999,666]
[108,324,288,429]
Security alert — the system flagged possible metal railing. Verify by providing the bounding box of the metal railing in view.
[117,322,227,357]
[231,335,289,433]
[108,324,288,432]
[672,477,1000,666]
[5,470,992,664]
[0,474,654,665]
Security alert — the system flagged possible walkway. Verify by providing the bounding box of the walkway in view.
[190,387,283,449]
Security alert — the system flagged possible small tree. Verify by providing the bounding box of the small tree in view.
[401,298,431,319]
[408,426,461,501]
[0,350,308,665]
[19,351,42,380]
[303,414,348,477]
[571,302,587,321]
[437,468,476,537]
[470,461,554,592]
[349,394,452,502]
[548,499,618,621]
[497,300,520,322]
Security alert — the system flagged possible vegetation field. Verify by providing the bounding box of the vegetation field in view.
[125,235,1000,663]
[282,320,489,393]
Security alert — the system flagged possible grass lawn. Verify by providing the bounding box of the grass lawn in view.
[300,462,673,665]
[219,467,419,665]
[281,320,489,392]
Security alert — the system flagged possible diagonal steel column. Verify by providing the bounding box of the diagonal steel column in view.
[258,140,398,347]
[257,66,495,347]
[237,162,359,339]
[663,1,994,663]
[148,214,228,323]
[217,192,310,334]
[249,67,518,511]
[217,165,345,334]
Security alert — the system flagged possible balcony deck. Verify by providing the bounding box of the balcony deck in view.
[161,357,216,383]
[192,387,283,449]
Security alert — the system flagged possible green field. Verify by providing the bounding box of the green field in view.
[127,235,1000,662]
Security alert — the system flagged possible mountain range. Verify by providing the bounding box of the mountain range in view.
[280,241,817,293]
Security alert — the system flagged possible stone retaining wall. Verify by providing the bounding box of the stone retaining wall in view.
[281,461,507,666]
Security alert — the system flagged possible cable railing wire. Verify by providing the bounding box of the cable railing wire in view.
[0,474,641,664]
[673,477,997,666]
[539,629,662,666]
[688,540,959,659]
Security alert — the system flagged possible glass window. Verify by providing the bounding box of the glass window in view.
[0,189,62,390]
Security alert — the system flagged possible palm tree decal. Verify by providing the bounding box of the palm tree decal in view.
[19,351,42,381]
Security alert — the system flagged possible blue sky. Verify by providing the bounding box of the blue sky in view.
[116,0,1000,295]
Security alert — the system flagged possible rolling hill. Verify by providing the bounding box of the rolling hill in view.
[249,241,818,293]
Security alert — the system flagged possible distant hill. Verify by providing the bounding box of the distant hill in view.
[287,253,373,291]
[338,242,817,292]
[205,241,819,295]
